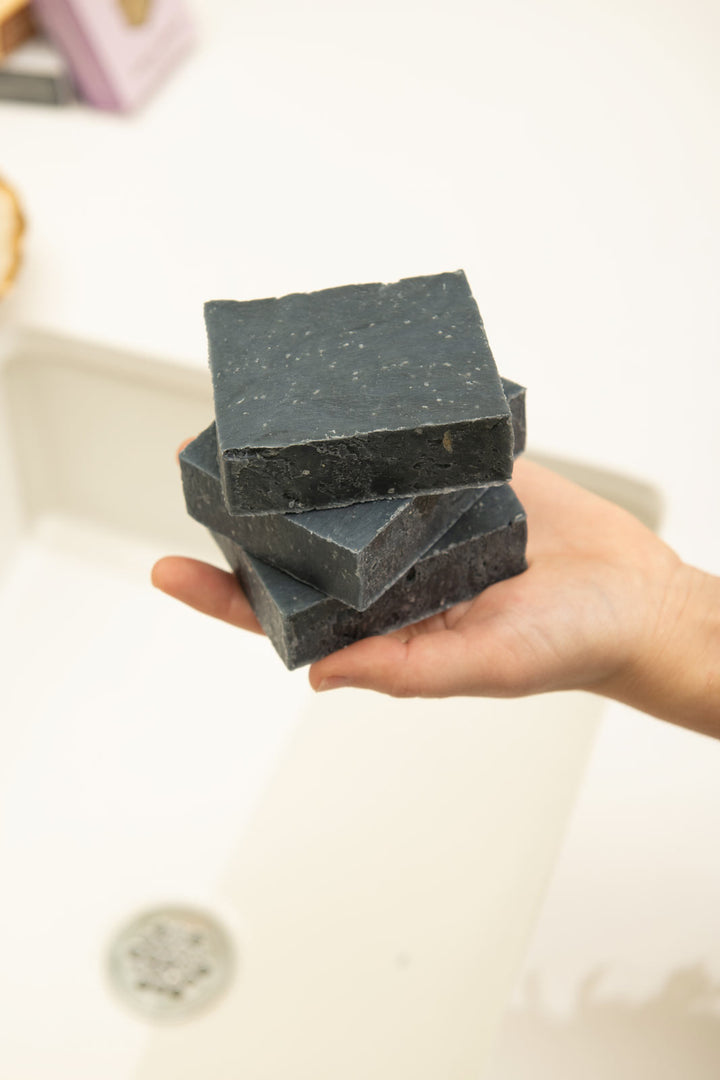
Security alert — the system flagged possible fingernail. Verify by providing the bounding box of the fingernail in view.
[317,676,351,692]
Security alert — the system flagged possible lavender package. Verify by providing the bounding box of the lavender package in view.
[32,0,194,111]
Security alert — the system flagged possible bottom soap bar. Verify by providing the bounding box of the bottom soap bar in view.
[211,485,527,670]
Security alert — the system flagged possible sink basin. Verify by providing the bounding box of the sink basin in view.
[0,327,619,1078]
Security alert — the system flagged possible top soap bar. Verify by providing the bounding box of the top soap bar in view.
[206,270,513,515]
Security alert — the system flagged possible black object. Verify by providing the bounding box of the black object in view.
[211,485,528,670]
[206,270,513,514]
[180,379,525,610]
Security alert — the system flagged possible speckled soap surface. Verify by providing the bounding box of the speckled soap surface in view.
[181,379,525,609]
[211,485,528,669]
[206,270,513,514]
[181,425,479,610]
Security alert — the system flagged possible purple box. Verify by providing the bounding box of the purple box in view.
[32,0,194,110]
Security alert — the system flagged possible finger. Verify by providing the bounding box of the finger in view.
[151,556,264,635]
[308,625,503,698]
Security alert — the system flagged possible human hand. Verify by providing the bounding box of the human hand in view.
[308,457,684,704]
[152,454,720,735]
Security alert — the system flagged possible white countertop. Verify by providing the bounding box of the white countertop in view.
[2,1,719,1072]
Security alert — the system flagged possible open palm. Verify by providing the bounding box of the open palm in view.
[152,458,683,704]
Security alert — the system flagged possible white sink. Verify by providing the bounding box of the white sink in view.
[0,328,624,1079]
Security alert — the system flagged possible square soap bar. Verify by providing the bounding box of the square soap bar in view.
[206,270,513,515]
[181,425,480,611]
[211,485,528,670]
[180,378,525,611]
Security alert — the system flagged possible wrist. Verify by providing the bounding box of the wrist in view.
[602,563,720,735]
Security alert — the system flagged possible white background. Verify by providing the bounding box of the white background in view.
[2,1,719,1074]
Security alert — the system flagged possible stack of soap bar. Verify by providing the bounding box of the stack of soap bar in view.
[182,271,529,668]
[181,379,525,611]
[212,486,527,670]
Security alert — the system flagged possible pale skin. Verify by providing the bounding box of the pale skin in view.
[152,451,720,739]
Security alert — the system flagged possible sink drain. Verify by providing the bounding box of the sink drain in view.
[107,905,234,1021]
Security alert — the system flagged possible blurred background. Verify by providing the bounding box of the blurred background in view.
[1,1,719,1077]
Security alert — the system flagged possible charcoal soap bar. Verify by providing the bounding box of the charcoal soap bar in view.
[181,377,525,610]
[503,378,526,456]
[181,425,480,610]
[211,485,528,670]
[206,270,513,515]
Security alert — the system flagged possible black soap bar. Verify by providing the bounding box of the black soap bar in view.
[181,377,526,610]
[206,270,513,515]
[181,426,480,610]
[210,485,528,670]
[502,378,526,456]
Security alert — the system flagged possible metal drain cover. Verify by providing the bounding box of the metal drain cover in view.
[107,905,234,1021]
